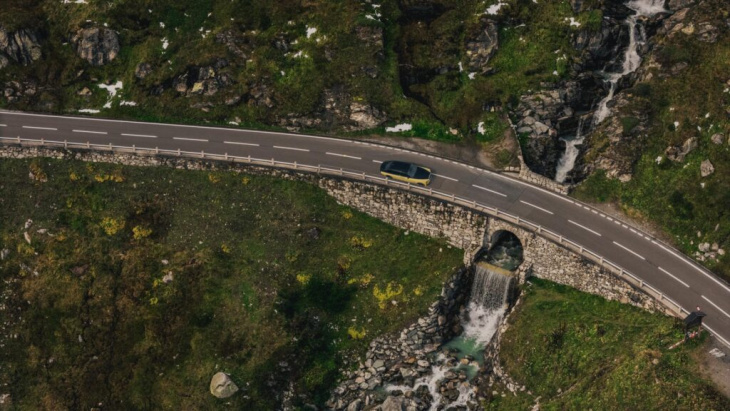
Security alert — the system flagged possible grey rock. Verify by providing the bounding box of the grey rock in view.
[349,102,386,130]
[355,26,384,48]
[0,26,42,66]
[696,23,719,43]
[699,242,710,252]
[73,28,119,66]
[381,396,405,411]
[209,372,238,398]
[135,62,152,79]
[668,0,694,10]
[347,399,362,411]
[700,159,714,177]
[710,134,725,145]
[465,17,498,73]
[0,54,8,69]
[0,248,9,260]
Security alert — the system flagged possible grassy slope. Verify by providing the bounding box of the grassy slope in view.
[491,279,729,410]
[0,158,463,409]
[573,2,730,281]
[0,0,591,146]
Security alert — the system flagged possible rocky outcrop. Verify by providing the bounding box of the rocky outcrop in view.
[72,28,119,66]
[573,21,624,71]
[209,372,238,398]
[327,269,472,410]
[349,102,386,130]
[0,25,42,66]
[465,17,498,73]
[172,59,233,97]
[3,80,38,104]
[700,159,715,177]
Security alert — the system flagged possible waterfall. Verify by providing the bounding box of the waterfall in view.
[554,0,666,182]
[460,263,513,346]
[594,0,665,125]
[555,117,586,183]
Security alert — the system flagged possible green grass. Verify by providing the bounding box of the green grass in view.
[490,279,729,410]
[0,157,463,409]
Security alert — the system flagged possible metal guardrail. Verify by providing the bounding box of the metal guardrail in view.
[4,136,728,346]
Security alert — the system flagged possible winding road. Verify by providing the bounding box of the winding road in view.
[2,109,729,348]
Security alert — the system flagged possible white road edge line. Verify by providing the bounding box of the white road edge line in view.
[472,184,507,197]
[0,124,6,127]
[704,325,730,349]
[73,129,107,135]
[22,126,57,131]
[274,145,309,152]
[122,133,157,138]
[224,141,259,147]
[613,241,646,260]
[326,152,361,160]
[568,220,602,236]
[173,137,208,142]
[702,295,730,319]
[520,200,554,215]
[651,240,730,294]
[658,267,690,288]
[432,173,459,182]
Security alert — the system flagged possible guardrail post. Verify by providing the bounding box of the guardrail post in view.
[579,246,583,253]
[271,158,275,165]
[362,172,366,180]
[16,136,20,144]
[451,193,455,202]
[108,142,112,150]
[407,182,411,190]
[132,144,136,152]
[87,141,90,148]
[225,152,228,160]
[640,280,644,287]
[599,257,604,266]
[41,138,44,145]
[201,150,205,158]
[516,216,520,224]
[247,155,251,163]
[558,235,562,243]
[177,148,181,156]
[294,161,297,169]
[64,140,68,149]
[339,168,343,176]
[537,226,542,233]
[472,200,477,208]
[317,164,320,173]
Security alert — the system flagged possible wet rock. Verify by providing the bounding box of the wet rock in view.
[306,227,321,240]
[209,372,238,398]
[135,62,152,79]
[72,28,119,66]
[700,159,714,177]
[665,137,697,162]
[573,22,623,70]
[78,87,92,96]
[173,62,233,97]
[0,25,42,66]
[465,17,499,73]
[381,396,405,411]
[696,22,718,43]
[216,29,253,61]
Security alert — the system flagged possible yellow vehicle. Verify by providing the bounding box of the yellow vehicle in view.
[379,160,432,186]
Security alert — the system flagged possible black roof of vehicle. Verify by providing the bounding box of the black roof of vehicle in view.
[380,160,411,174]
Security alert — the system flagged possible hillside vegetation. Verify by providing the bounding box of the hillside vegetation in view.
[0,157,462,409]
[493,279,729,410]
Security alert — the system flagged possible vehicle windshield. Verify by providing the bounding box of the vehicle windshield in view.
[408,164,417,177]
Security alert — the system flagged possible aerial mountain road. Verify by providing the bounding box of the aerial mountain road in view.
[2,109,729,348]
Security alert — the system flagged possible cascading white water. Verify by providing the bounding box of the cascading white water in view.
[386,264,513,410]
[555,0,666,182]
[555,117,586,183]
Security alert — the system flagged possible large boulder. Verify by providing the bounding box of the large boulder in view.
[209,372,238,398]
[0,25,42,66]
[72,28,119,66]
[465,17,498,73]
[700,159,715,177]
[349,102,386,130]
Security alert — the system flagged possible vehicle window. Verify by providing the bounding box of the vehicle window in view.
[408,165,417,177]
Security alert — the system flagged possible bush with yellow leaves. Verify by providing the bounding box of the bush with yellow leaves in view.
[347,326,367,340]
[373,282,403,309]
[132,226,152,240]
[100,217,125,236]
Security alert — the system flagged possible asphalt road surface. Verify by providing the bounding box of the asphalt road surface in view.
[2,109,729,347]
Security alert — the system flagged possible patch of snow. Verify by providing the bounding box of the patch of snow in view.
[655,156,662,164]
[98,81,123,109]
[468,72,476,80]
[78,109,100,114]
[705,112,710,118]
[228,121,239,126]
[674,121,680,129]
[62,0,87,3]
[565,17,581,27]
[478,121,485,135]
[120,101,137,106]
[385,123,412,133]
[161,38,169,50]
[458,62,463,72]
[553,70,559,76]
[306,26,318,39]
[159,22,165,29]
[486,1,507,15]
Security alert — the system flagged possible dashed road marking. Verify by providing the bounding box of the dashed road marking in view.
[568,220,602,236]
[73,129,107,135]
[658,267,690,288]
[23,126,57,131]
[702,295,730,319]
[472,184,507,197]
[520,200,554,215]
[372,160,383,164]
[432,173,458,182]
[122,133,157,138]
[173,137,208,142]
[273,145,309,152]
[0,124,6,127]
[224,141,259,146]
[613,241,645,260]
[326,152,361,160]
